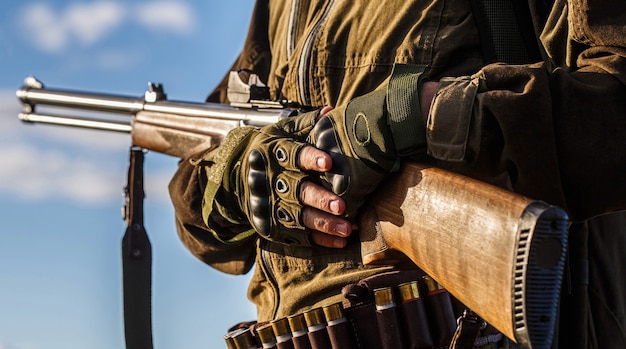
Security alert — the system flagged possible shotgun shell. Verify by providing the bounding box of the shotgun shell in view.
[322,302,346,325]
[373,286,404,349]
[398,280,422,302]
[232,328,256,349]
[224,331,237,349]
[287,313,308,337]
[423,275,456,346]
[271,317,293,343]
[423,276,446,295]
[303,307,326,331]
[374,287,396,310]
[257,323,278,348]
[323,301,354,348]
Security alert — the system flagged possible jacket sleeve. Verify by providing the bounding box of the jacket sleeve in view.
[167,0,275,274]
[426,0,626,221]
[168,146,257,275]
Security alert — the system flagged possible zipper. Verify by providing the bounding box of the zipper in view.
[260,238,280,319]
[297,0,336,105]
[286,0,301,60]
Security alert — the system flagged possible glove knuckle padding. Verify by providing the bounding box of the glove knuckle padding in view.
[239,113,320,246]
[273,171,306,232]
[312,116,352,195]
[272,141,300,171]
[275,171,304,204]
[246,149,271,237]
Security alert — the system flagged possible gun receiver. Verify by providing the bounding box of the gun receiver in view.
[16,77,568,349]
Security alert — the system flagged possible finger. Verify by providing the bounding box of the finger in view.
[318,106,334,119]
[302,207,352,238]
[311,230,348,248]
[298,145,333,172]
[299,181,345,215]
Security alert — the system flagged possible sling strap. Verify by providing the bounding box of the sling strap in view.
[122,147,154,349]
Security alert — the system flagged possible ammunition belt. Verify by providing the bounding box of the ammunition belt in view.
[225,270,504,349]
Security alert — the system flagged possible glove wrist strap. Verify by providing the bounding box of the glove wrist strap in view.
[386,64,428,157]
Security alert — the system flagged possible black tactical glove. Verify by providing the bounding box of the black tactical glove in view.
[204,111,319,246]
[308,64,428,218]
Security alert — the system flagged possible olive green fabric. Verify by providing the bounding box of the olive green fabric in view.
[307,90,391,219]
[203,111,319,247]
[386,63,428,156]
[168,145,257,275]
[249,237,394,321]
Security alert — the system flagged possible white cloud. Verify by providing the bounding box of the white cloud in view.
[18,2,196,53]
[0,334,38,349]
[0,142,174,204]
[0,144,123,203]
[63,2,126,45]
[19,3,68,53]
[135,2,195,34]
[18,2,124,53]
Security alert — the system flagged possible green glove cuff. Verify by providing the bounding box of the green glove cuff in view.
[386,63,428,157]
[344,88,400,172]
[202,127,256,229]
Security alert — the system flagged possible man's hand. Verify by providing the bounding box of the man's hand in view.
[297,106,352,248]
[297,145,353,248]
[208,106,357,249]
[296,81,440,249]
[209,82,438,250]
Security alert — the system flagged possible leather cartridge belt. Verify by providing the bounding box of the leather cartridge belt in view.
[224,270,503,349]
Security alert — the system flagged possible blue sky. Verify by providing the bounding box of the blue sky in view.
[0,1,259,349]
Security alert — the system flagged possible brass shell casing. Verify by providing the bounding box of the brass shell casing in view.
[304,307,326,327]
[232,329,256,349]
[256,324,277,345]
[288,313,308,333]
[398,280,421,301]
[374,287,395,307]
[271,317,291,337]
[423,276,444,293]
[322,302,345,322]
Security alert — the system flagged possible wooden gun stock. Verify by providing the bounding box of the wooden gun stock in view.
[359,162,568,349]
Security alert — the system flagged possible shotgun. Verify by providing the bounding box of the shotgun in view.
[16,76,568,349]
